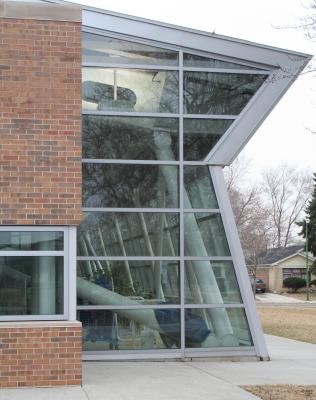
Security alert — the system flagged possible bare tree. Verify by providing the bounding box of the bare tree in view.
[224,157,272,266]
[261,164,312,248]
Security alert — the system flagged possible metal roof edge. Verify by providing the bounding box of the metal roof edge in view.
[40,0,313,60]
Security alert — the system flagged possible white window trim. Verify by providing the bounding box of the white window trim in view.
[0,226,74,322]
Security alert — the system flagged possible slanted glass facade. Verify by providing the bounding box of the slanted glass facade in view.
[77,32,268,357]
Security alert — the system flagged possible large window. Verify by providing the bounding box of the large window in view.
[78,32,267,355]
[0,227,69,320]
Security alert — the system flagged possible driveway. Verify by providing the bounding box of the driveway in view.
[256,292,316,306]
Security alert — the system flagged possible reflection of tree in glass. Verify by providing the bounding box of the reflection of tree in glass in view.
[184,72,267,115]
[83,116,178,160]
[83,164,178,208]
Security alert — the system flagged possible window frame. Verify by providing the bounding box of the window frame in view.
[0,226,71,321]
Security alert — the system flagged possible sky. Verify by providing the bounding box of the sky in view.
[65,0,315,175]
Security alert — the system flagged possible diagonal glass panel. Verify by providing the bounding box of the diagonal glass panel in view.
[83,32,179,66]
[183,72,267,115]
[184,165,218,209]
[77,260,180,305]
[83,116,179,160]
[83,164,179,208]
[184,308,253,348]
[184,261,242,304]
[78,212,180,257]
[184,213,230,256]
[183,119,233,161]
[83,68,179,113]
[183,53,261,70]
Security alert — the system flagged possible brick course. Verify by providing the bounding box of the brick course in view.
[0,321,82,387]
[0,17,82,225]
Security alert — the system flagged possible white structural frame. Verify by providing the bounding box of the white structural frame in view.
[0,226,74,321]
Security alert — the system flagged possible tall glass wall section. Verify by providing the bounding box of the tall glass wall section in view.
[78,32,268,356]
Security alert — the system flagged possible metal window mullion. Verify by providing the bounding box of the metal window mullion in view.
[77,304,181,310]
[0,251,65,256]
[82,207,180,213]
[77,256,181,261]
[82,110,180,118]
[83,62,180,71]
[183,303,245,309]
[183,114,237,119]
[82,159,180,165]
[183,67,270,74]
[178,50,185,358]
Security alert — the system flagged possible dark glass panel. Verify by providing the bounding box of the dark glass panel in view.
[184,261,242,304]
[83,164,179,208]
[78,308,181,351]
[77,260,180,305]
[184,166,218,209]
[0,231,63,251]
[78,212,180,257]
[183,119,233,161]
[184,53,260,70]
[184,213,230,256]
[185,308,253,348]
[83,68,178,113]
[0,256,63,315]
[83,116,179,160]
[184,72,267,115]
[83,33,178,66]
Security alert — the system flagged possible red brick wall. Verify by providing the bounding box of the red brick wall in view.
[0,321,82,388]
[0,18,82,225]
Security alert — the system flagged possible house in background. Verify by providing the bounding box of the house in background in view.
[252,245,315,293]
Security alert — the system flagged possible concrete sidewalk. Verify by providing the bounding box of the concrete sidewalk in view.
[0,335,316,400]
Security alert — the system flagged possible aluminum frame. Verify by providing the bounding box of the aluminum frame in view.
[0,226,72,322]
[78,46,262,359]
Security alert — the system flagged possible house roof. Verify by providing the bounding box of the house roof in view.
[255,244,307,266]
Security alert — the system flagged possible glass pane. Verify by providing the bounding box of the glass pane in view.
[77,261,180,305]
[83,164,179,208]
[78,212,180,257]
[183,72,267,115]
[0,231,63,251]
[185,308,253,348]
[83,33,178,66]
[83,116,179,160]
[184,166,218,209]
[78,308,181,351]
[184,261,242,304]
[183,119,233,161]
[184,53,260,70]
[184,213,230,256]
[0,256,63,315]
[83,68,178,113]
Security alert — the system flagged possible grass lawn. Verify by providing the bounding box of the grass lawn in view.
[257,307,316,344]
[242,385,316,400]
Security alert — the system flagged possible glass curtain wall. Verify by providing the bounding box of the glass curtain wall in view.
[78,32,268,355]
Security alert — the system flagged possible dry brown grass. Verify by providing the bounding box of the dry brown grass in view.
[258,307,316,344]
[242,385,316,400]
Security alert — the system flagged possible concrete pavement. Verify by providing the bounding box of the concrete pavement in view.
[0,335,316,400]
